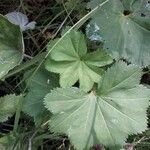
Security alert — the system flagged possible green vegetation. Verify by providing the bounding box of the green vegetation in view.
[0,0,149,149]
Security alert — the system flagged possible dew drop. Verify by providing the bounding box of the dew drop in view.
[0,71,5,77]
[111,118,119,124]
[60,111,65,114]
[47,79,50,84]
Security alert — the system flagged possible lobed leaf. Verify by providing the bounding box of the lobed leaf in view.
[88,0,150,66]
[44,62,150,149]
[45,29,113,92]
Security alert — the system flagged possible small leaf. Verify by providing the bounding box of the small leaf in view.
[0,15,24,80]
[44,62,150,150]
[45,29,113,92]
[22,67,59,125]
[5,12,36,31]
[88,0,150,66]
[0,94,21,122]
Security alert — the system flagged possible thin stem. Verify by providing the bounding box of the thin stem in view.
[13,96,23,133]
[23,54,33,59]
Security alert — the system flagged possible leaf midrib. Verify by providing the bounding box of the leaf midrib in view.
[129,15,150,33]
[96,98,115,145]
[50,99,88,130]
[99,97,138,123]
[100,68,140,94]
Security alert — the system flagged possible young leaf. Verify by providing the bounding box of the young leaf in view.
[44,62,150,150]
[45,29,113,92]
[0,15,24,80]
[22,68,59,125]
[88,0,150,66]
[0,94,21,122]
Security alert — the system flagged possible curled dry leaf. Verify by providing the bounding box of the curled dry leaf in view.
[5,12,36,31]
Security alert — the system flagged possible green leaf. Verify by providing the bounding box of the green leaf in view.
[88,0,150,66]
[22,67,59,125]
[0,133,16,150]
[45,29,113,92]
[0,94,21,122]
[44,62,150,150]
[0,15,24,79]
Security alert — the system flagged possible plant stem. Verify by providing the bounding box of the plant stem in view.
[13,96,23,133]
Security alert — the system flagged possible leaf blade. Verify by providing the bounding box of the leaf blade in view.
[44,62,150,149]
[0,15,24,80]
[0,94,21,122]
[45,29,112,91]
[88,0,150,66]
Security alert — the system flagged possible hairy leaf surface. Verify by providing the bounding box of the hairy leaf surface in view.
[44,62,150,149]
[45,30,113,92]
[0,15,24,79]
[22,68,59,125]
[0,94,21,122]
[88,0,150,66]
